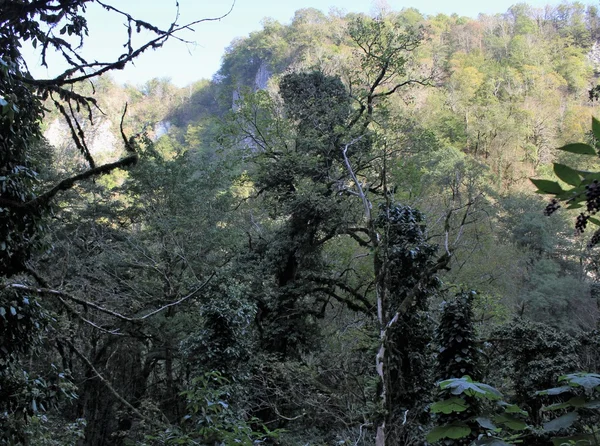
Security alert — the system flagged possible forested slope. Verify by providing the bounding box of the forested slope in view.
[4,2,600,446]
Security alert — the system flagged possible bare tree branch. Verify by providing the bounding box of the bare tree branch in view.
[4,271,215,323]
[0,155,138,211]
[64,338,158,425]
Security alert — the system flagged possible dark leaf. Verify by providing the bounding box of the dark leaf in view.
[426,424,471,443]
[543,412,578,432]
[557,143,597,155]
[554,163,581,186]
[530,179,564,195]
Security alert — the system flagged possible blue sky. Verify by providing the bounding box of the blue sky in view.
[23,0,585,87]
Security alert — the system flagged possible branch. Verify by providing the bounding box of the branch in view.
[394,252,451,320]
[64,338,158,426]
[136,272,215,320]
[306,275,373,314]
[18,2,236,87]
[0,155,138,211]
[4,272,214,323]
[342,137,370,222]
[57,295,124,336]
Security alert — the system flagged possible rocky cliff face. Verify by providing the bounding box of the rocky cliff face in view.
[45,117,118,162]
[588,41,600,74]
[232,60,273,108]
[254,61,272,90]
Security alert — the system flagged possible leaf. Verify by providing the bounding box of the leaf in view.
[494,414,527,431]
[475,438,515,446]
[588,217,600,226]
[426,424,471,443]
[530,179,564,195]
[593,116,600,142]
[554,163,582,186]
[557,143,597,155]
[439,377,502,400]
[499,402,528,416]
[552,434,595,446]
[565,202,584,210]
[543,412,578,432]
[545,396,586,411]
[476,417,497,430]
[476,383,504,400]
[430,397,469,414]
[560,373,600,390]
[536,386,572,396]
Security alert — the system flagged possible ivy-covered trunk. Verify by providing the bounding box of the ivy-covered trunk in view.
[374,205,442,446]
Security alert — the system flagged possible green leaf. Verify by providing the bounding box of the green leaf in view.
[593,117,600,142]
[439,377,502,400]
[530,179,564,195]
[476,417,497,430]
[557,143,597,155]
[588,217,600,226]
[554,163,581,186]
[552,434,595,446]
[430,397,469,414]
[545,396,586,411]
[543,412,578,432]
[494,414,527,431]
[560,373,600,389]
[499,402,528,416]
[426,424,471,443]
[536,386,572,396]
[475,438,515,446]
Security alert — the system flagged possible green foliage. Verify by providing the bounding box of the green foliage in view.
[532,117,600,246]
[5,2,600,445]
[490,320,580,429]
[535,372,600,444]
[436,291,480,381]
[428,377,528,445]
[143,372,280,446]
[376,204,440,440]
[432,291,481,444]
[0,47,45,277]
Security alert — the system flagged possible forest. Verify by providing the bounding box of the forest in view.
[4,1,600,445]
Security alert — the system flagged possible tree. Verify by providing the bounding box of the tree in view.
[0,2,232,443]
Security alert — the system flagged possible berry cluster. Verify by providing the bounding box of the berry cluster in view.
[589,229,600,248]
[586,180,600,214]
[544,199,560,216]
[576,213,589,234]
